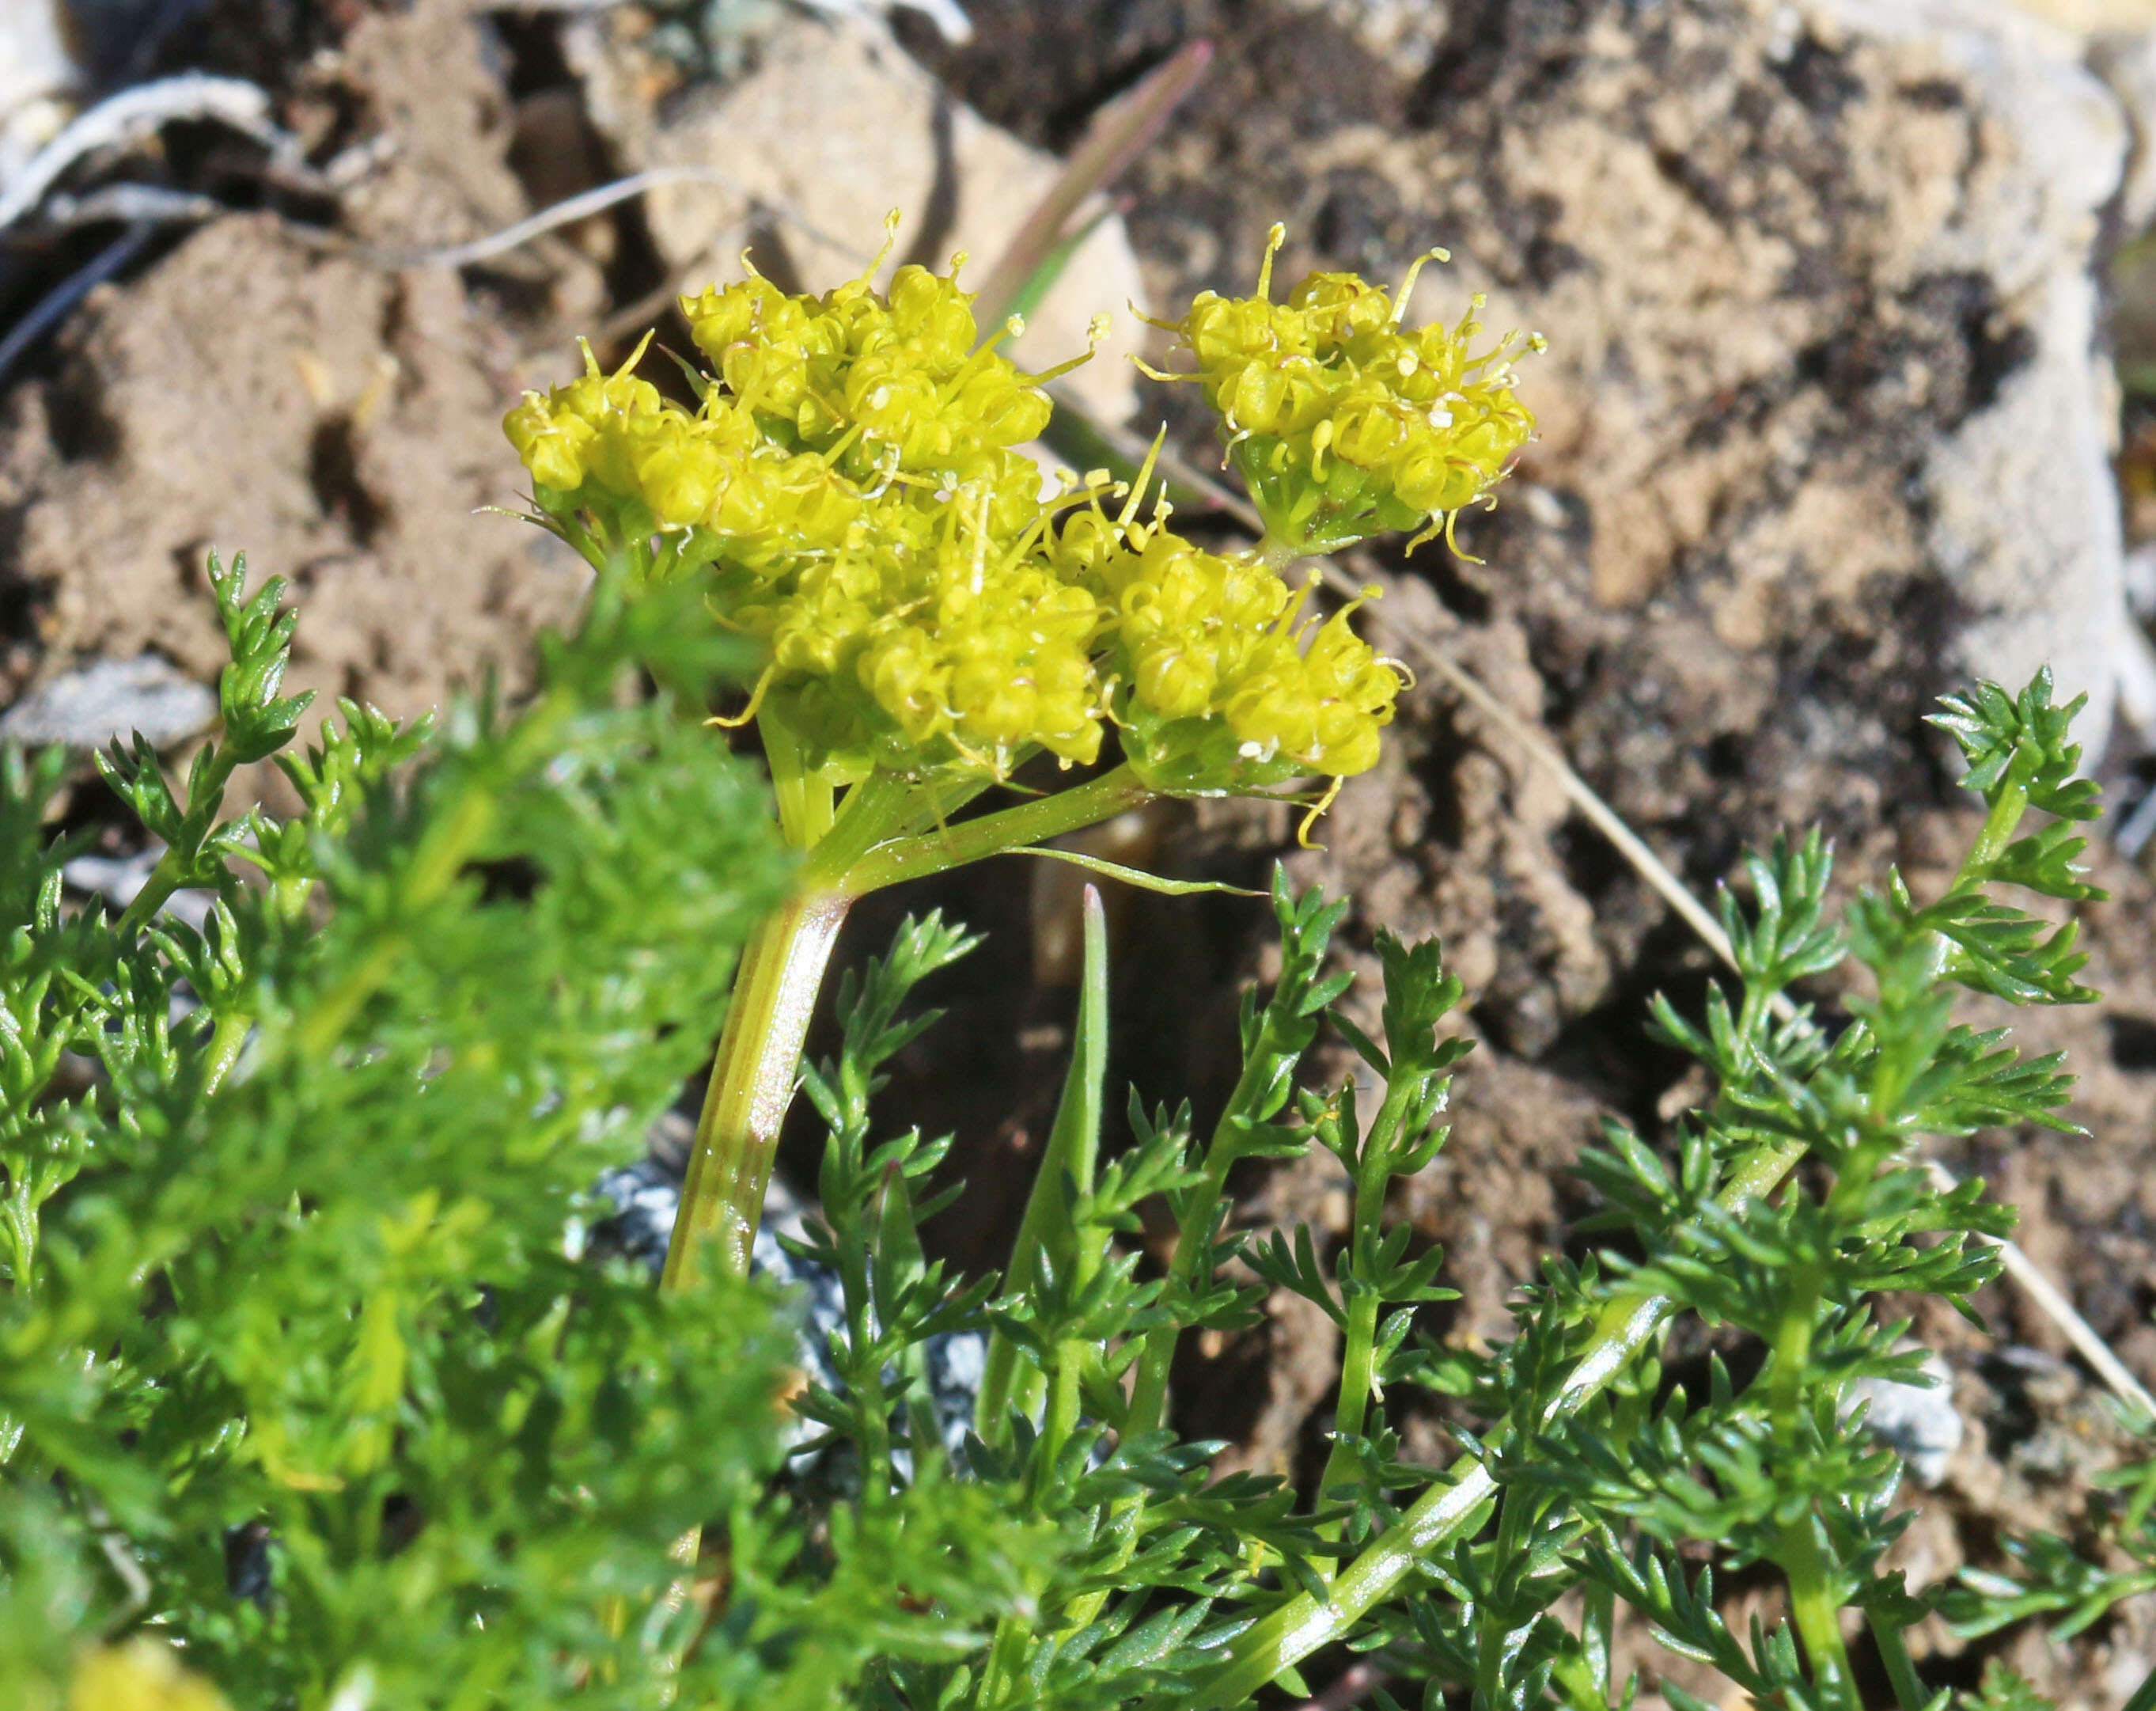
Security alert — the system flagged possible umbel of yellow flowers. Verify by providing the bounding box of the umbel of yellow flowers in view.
[504,222,1536,798]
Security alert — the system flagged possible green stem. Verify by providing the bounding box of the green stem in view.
[839,765,1153,896]
[1315,1075,1416,1538]
[1167,1136,1806,1711]
[1033,1349,1085,1506]
[1127,1117,1249,1437]
[761,712,836,849]
[1765,1264,1858,1706]
[661,886,851,1289]
[668,757,1147,1292]
[2125,1664,2156,1711]
[115,749,245,941]
[1782,1516,1857,1710]
[1866,1612,1927,1711]
[976,1618,1033,1711]
[114,862,187,943]
[1767,1266,1819,1442]
[659,766,923,1291]
[837,1197,894,1508]
[1322,1292,1379,1500]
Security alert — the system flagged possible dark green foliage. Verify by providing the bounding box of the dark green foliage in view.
[0,548,2131,1711]
[0,557,1040,1708]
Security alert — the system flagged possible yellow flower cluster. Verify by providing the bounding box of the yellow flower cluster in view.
[680,262,1055,479]
[70,1641,231,1711]
[736,501,1109,779]
[501,334,866,571]
[503,225,1484,795]
[1157,224,1542,556]
[1059,503,1402,790]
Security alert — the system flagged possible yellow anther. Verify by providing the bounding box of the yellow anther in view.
[1391,245,1452,325]
[1257,222,1288,301]
[1297,773,1346,848]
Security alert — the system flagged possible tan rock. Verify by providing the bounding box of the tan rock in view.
[632,17,1146,427]
[0,0,582,750]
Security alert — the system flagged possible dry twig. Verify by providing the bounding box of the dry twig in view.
[0,73,288,234]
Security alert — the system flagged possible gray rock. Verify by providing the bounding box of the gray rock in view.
[585,1150,987,1474]
[2,654,216,751]
[1848,1350,1963,1488]
[1813,0,2130,758]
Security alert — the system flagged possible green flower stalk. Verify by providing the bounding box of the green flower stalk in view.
[502,218,1538,1284]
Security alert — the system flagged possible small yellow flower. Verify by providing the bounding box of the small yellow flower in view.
[1149,223,1541,556]
[504,218,1482,810]
[1058,490,1404,793]
[70,1641,231,1711]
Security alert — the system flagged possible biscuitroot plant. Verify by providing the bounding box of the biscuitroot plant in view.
[744,669,2111,1711]
[0,209,2129,1711]
[0,556,2122,1709]
[501,218,1540,1285]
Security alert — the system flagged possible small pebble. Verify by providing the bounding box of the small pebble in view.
[1848,1352,1962,1488]
[2,654,217,752]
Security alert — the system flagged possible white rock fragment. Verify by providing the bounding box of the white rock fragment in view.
[0,0,77,190]
[2,654,218,752]
[1847,1351,1963,1488]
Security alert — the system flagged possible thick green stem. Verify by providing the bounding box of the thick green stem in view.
[1766,1265,1857,1706]
[665,759,1143,1291]
[1323,1293,1379,1495]
[660,765,916,1292]
[1782,1517,1857,1709]
[1767,1266,1819,1441]
[661,886,851,1289]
